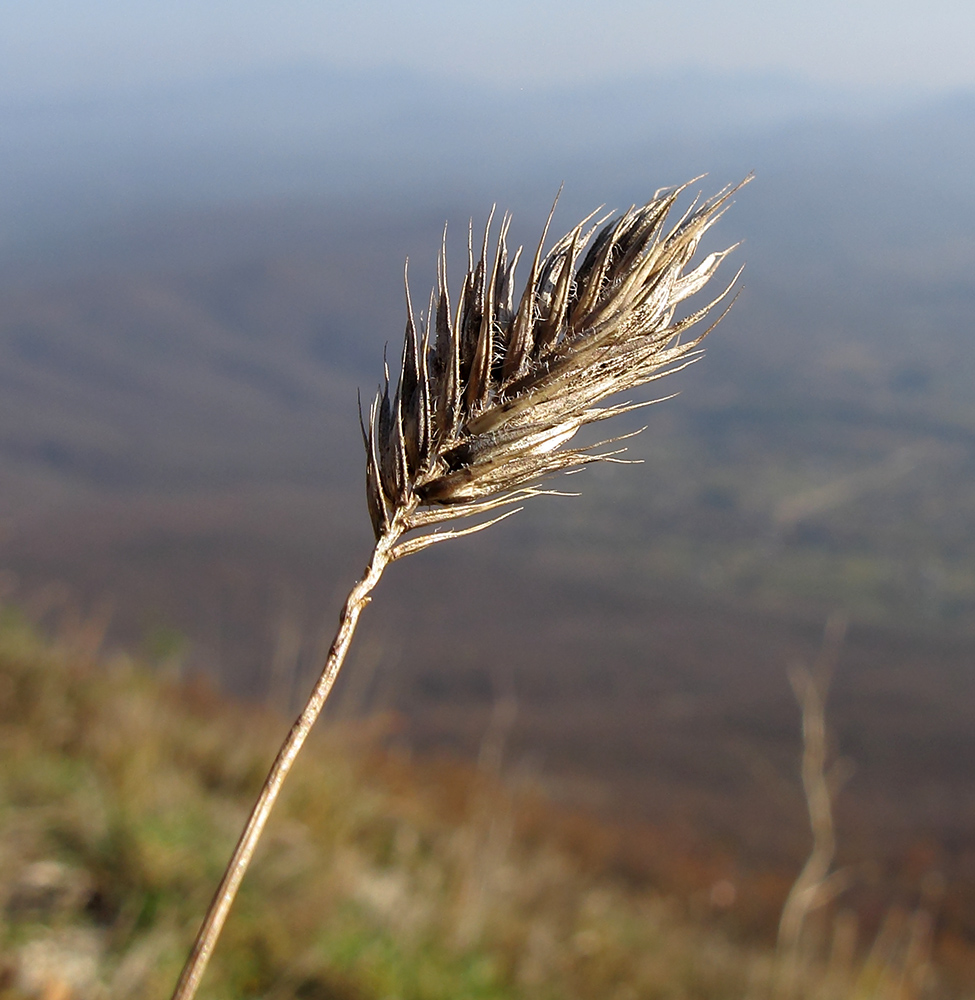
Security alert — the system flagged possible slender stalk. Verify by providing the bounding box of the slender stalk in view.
[775,614,847,999]
[169,181,744,998]
[170,517,407,1000]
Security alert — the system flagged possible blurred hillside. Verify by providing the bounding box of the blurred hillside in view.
[1,69,974,897]
[0,606,961,998]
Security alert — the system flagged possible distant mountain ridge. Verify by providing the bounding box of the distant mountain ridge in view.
[1,63,966,262]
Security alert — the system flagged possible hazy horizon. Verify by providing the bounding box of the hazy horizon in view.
[3,0,975,101]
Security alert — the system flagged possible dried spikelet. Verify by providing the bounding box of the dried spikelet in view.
[362,176,751,555]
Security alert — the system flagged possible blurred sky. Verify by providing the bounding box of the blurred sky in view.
[1,0,974,101]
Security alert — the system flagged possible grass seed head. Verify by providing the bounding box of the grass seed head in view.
[171,176,751,998]
[362,177,750,548]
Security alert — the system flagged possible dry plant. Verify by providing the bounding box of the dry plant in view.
[170,176,750,999]
[768,615,938,1000]
[774,613,851,998]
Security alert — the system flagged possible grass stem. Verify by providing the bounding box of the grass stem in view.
[169,516,406,1000]
[169,181,745,997]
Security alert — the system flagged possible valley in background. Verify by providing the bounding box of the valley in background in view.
[2,68,975,967]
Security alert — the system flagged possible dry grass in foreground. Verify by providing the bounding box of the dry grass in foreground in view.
[0,606,948,999]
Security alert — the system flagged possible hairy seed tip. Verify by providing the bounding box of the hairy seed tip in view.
[361,175,752,554]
